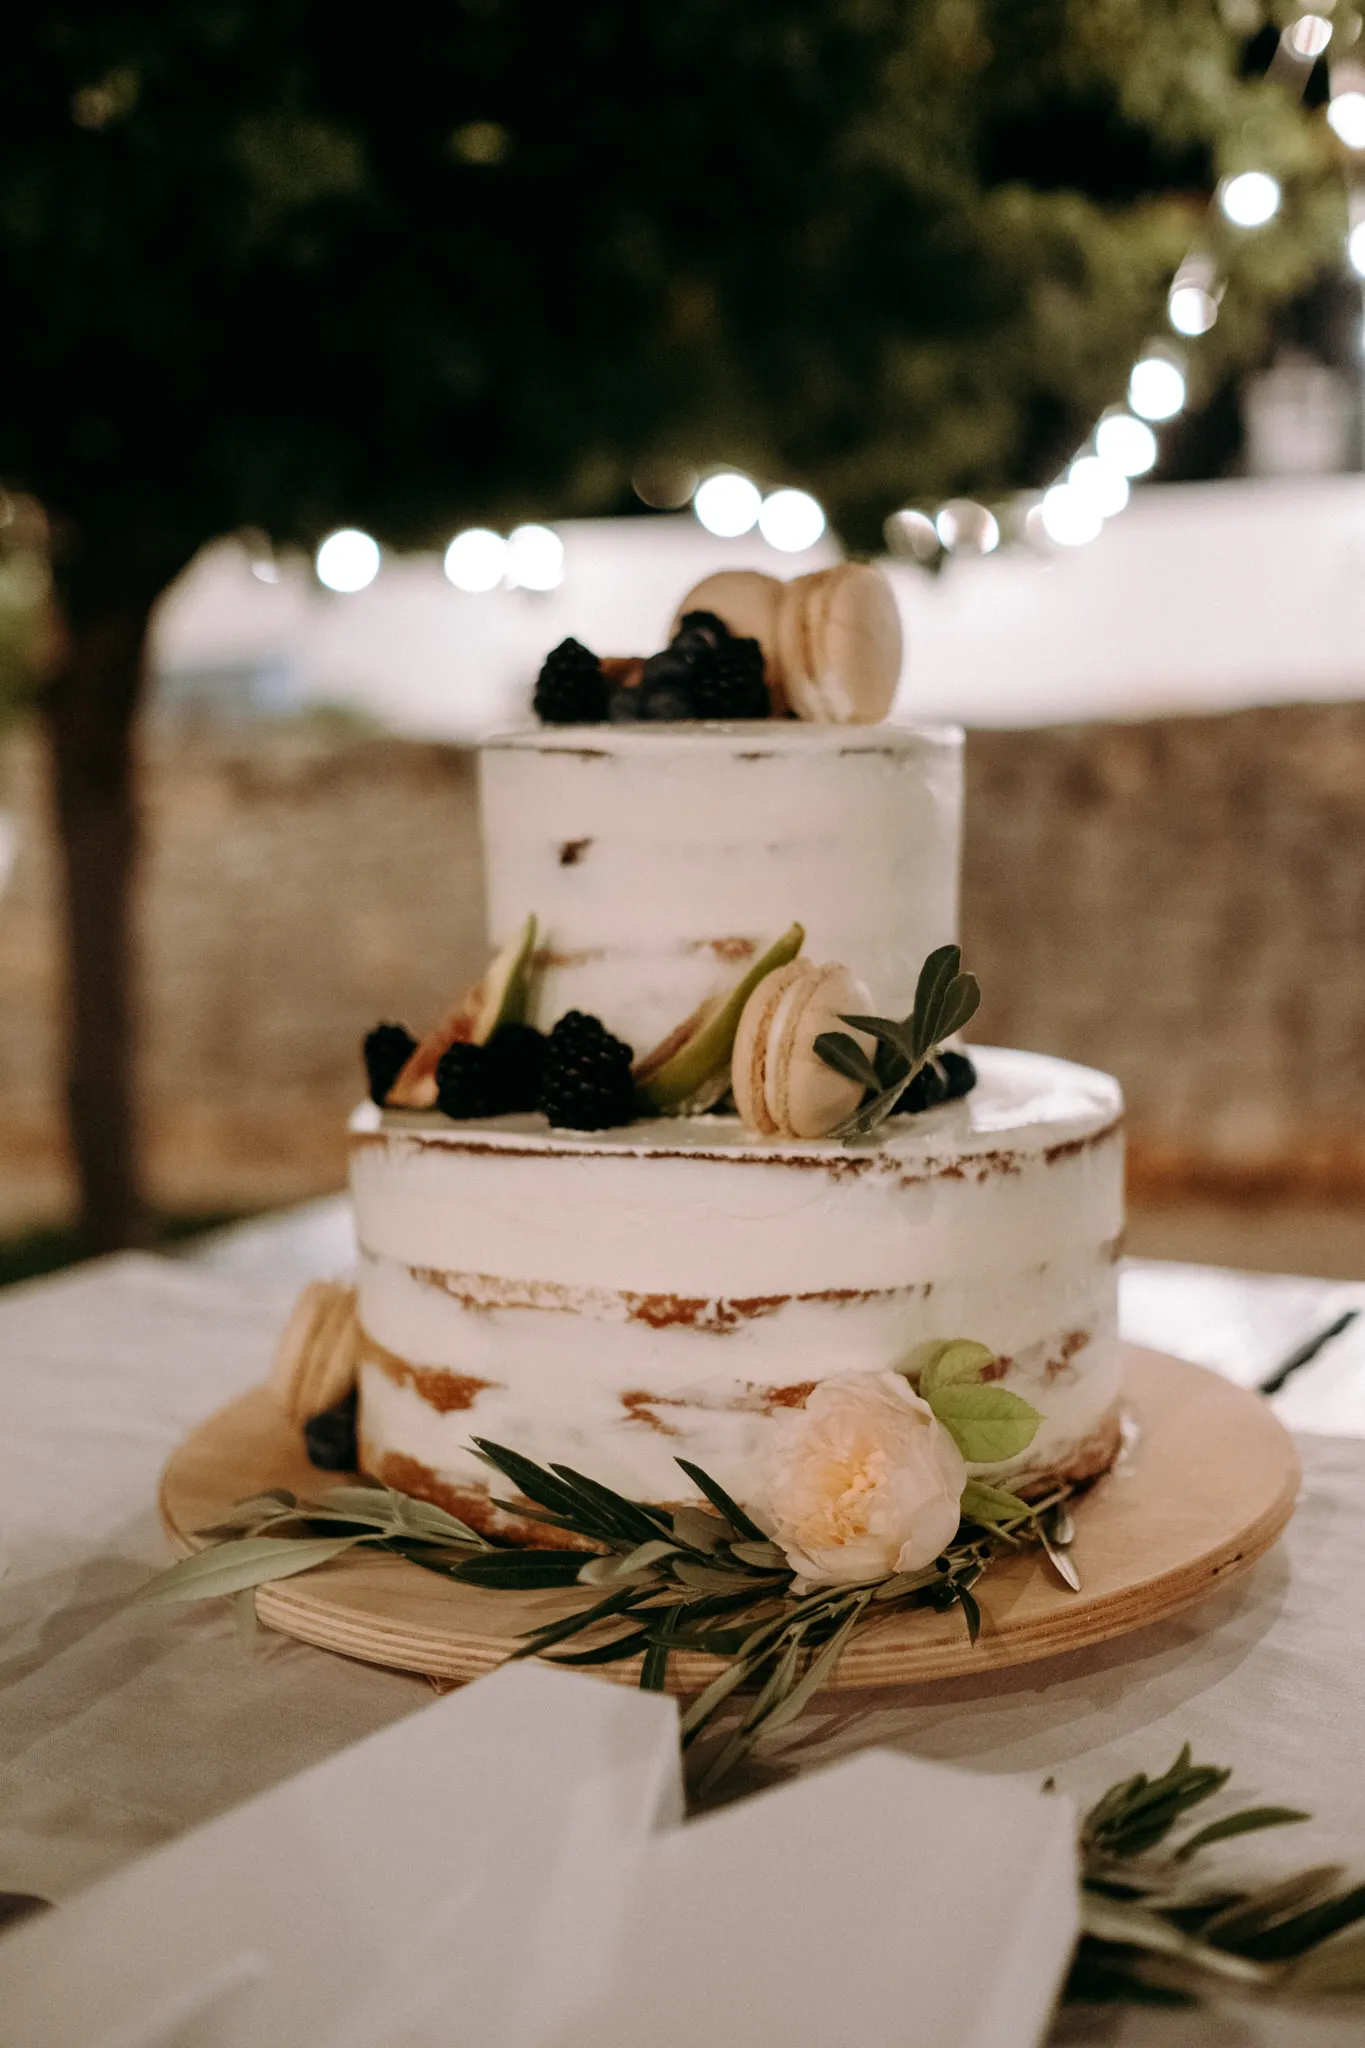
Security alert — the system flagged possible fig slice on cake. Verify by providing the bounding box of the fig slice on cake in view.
[634,923,805,1114]
[386,913,538,1108]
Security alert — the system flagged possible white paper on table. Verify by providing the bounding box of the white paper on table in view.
[0,1665,1077,2048]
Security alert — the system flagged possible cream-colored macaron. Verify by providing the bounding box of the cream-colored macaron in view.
[268,1279,360,1424]
[732,960,876,1139]
[670,570,787,708]
[775,563,902,723]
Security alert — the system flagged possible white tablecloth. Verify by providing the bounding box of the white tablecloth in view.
[2,1200,1364,2046]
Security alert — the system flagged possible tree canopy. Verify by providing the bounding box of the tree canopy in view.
[1,1,1342,573]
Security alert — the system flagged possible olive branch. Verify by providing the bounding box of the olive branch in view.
[813,942,981,1140]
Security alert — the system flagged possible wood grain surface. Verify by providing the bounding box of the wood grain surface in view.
[159,1346,1299,1696]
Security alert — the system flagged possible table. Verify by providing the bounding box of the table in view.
[2,1199,1363,2045]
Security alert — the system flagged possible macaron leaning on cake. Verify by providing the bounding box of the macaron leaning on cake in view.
[731,959,877,1139]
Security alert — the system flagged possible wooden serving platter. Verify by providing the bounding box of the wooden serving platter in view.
[159,1346,1299,1695]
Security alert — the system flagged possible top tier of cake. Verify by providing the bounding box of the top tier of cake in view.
[479,721,964,1058]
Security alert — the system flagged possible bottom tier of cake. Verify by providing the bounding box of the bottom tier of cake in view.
[348,1047,1125,1536]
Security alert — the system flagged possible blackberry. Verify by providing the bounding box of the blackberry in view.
[363,1022,416,1106]
[537,1010,636,1130]
[434,1039,497,1120]
[896,1060,949,1115]
[637,648,698,721]
[673,609,731,650]
[305,1389,358,1471]
[689,635,769,719]
[534,637,608,724]
[939,1049,977,1101]
[607,684,644,722]
[484,1021,545,1112]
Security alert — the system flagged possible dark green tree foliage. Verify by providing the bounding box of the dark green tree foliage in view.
[0,2,1340,1246]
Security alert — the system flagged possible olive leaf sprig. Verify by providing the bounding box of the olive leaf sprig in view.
[1067,1745,1365,2003]
[814,943,981,1141]
[135,1348,1067,1795]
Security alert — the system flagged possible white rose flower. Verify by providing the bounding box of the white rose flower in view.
[765,1372,968,1587]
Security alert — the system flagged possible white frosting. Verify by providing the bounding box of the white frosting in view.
[350,1048,1124,1509]
[479,723,962,1057]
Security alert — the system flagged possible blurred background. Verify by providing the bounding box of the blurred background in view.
[1,1,1362,1279]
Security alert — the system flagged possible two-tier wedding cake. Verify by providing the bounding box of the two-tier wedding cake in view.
[343,565,1125,1541]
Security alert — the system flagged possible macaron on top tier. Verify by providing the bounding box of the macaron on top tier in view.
[531,563,903,728]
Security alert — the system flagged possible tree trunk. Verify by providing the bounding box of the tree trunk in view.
[41,556,176,1254]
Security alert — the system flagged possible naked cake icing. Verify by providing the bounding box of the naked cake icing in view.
[347,565,1126,1536]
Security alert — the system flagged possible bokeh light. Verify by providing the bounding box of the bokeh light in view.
[1349,221,1365,277]
[883,509,942,562]
[1286,14,1333,59]
[758,488,826,552]
[693,472,762,538]
[935,500,1000,554]
[506,524,564,591]
[1219,171,1281,229]
[1169,284,1219,337]
[1095,412,1158,477]
[1068,456,1129,520]
[316,529,380,592]
[444,528,507,593]
[1129,356,1186,422]
[632,462,700,510]
[1039,484,1103,547]
[1328,91,1365,148]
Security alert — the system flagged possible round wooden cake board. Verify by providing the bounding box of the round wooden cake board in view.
[159,1346,1299,1697]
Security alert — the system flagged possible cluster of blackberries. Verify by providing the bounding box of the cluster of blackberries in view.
[533,611,769,726]
[896,1049,977,1115]
[363,1009,637,1131]
[434,1021,545,1119]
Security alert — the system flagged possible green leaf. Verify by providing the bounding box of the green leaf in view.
[576,1538,679,1586]
[727,1539,790,1572]
[552,1628,655,1667]
[667,1505,730,1554]
[134,1533,368,1604]
[471,1441,593,1524]
[512,1584,656,1658]
[680,1653,762,1743]
[923,1382,1042,1463]
[1174,1807,1310,1862]
[449,1549,591,1589]
[673,1459,768,1543]
[960,1479,1032,1525]
[548,1465,669,1546]
[812,1030,882,1094]
[838,1015,917,1064]
[1200,1867,1346,1950]
[639,1640,670,1691]
[911,944,961,1058]
[1225,1882,1365,1963]
[914,1338,997,1399]
[930,973,981,1047]
[956,1583,982,1643]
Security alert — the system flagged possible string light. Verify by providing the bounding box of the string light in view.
[1219,171,1282,228]
[693,472,762,538]
[1095,412,1158,477]
[316,529,380,593]
[1327,90,1365,147]
[1128,356,1187,421]
[1039,484,1103,547]
[883,509,942,562]
[1287,14,1333,59]
[935,500,1000,553]
[506,524,564,591]
[1067,456,1130,519]
[444,528,507,593]
[1169,283,1219,336]
[758,488,826,552]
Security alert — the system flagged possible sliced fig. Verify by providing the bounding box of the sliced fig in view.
[634,923,805,1114]
[388,914,538,1108]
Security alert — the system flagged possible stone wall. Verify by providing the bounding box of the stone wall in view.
[2,704,1362,1229]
